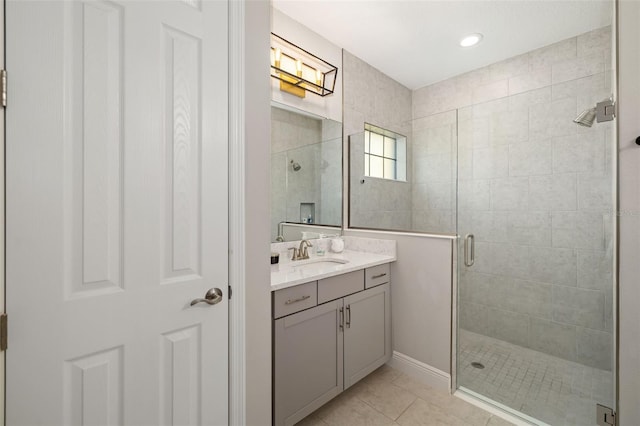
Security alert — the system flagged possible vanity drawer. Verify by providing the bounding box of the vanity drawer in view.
[318,270,364,304]
[365,264,390,289]
[273,281,318,319]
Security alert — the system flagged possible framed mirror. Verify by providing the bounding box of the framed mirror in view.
[271,102,342,242]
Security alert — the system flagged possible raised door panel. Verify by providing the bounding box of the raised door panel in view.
[274,300,343,426]
[162,24,202,284]
[343,283,391,389]
[64,347,124,426]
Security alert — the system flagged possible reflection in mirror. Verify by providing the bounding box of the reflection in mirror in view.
[271,103,342,242]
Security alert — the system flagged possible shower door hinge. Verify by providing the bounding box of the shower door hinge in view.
[1,69,7,108]
[597,404,616,426]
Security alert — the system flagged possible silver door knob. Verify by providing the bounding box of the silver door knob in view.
[190,288,223,306]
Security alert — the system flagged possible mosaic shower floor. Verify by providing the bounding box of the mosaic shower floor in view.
[458,330,613,426]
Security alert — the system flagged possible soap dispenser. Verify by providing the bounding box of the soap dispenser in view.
[315,236,326,256]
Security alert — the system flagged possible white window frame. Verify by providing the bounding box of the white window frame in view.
[363,123,407,182]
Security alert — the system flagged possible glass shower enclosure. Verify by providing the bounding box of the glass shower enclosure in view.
[346,14,617,426]
[455,26,616,425]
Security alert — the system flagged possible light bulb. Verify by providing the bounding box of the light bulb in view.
[274,48,281,68]
[460,33,483,48]
[296,59,302,77]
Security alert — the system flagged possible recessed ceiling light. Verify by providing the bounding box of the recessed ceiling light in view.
[460,33,483,48]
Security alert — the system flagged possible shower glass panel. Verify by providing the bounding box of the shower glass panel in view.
[456,25,615,425]
[348,111,458,234]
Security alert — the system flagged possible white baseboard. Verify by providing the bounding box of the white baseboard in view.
[388,351,451,392]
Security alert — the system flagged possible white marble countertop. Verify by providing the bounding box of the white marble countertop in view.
[271,250,396,291]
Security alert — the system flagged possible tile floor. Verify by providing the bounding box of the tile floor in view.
[295,364,514,426]
[458,330,614,426]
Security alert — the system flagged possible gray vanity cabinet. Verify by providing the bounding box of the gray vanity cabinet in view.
[273,265,392,426]
[343,282,391,389]
[274,299,344,426]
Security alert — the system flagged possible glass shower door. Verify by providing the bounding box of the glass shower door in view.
[456,73,616,425]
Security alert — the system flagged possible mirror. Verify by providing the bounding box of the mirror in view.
[271,103,342,242]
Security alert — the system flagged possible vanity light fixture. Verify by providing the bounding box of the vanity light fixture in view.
[459,33,483,48]
[271,33,338,98]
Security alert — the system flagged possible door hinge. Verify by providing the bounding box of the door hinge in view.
[0,313,7,351]
[597,404,616,426]
[1,70,7,108]
[228,285,232,300]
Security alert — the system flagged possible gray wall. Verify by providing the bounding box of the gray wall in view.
[344,51,414,231]
[617,1,640,424]
[244,0,271,423]
[413,27,615,371]
[344,230,454,374]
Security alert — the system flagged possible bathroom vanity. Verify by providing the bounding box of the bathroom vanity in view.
[271,241,395,426]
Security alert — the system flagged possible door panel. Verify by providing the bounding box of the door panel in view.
[6,1,228,424]
[456,71,616,424]
[274,300,344,426]
[343,283,391,389]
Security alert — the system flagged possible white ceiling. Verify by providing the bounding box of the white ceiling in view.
[272,0,613,90]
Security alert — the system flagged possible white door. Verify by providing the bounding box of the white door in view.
[6,0,229,425]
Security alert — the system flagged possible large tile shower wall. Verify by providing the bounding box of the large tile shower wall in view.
[344,51,414,231]
[417,27,614,370]
[411,111,457,233]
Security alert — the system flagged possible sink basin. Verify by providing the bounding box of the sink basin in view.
[297,258,349,266]
[290,258,349,273]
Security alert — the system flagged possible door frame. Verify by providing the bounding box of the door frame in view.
[0,0,5,423]
[228,0,273,424]
[228,0,247,423]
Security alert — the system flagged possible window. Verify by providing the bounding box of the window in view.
[364,124,406,181]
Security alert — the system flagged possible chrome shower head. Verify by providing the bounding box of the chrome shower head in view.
[290,160,301,171]
[574,107,597,127]
[574,97,616,127]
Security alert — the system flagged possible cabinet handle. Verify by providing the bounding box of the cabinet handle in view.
[339,307,344,331]
[371,273,387,279]
[346,305,351,328]
[284,295,310,305]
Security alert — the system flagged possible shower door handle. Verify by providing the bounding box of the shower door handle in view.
[464,234,475,267]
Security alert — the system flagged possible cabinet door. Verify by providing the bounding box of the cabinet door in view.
[274,299,344,426]
[343,283,391,389]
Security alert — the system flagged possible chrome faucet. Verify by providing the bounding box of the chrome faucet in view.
[288,240,313,261]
